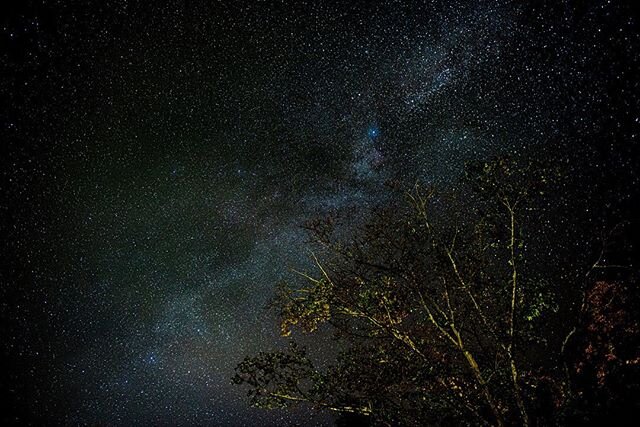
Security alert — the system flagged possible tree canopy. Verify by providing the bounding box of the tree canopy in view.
[233,157,638,426]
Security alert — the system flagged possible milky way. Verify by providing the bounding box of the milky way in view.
[2,1,638,425]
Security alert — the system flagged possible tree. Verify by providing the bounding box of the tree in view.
[562,279,640,425]
[233,157,637,426]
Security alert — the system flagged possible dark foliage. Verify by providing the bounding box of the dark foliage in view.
[234,158,638,426]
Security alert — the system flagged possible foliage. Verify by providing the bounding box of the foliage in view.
[561,280,640,425]
[233,157,637,426]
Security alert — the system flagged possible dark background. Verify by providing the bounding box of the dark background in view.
[2,0,638,425]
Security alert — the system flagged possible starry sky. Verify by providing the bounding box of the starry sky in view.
[2,0,639,425]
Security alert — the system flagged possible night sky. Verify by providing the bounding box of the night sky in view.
[2,0,639,425]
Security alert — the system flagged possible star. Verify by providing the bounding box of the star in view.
[367,126,380,139]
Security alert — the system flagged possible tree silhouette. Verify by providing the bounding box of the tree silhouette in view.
[233,157,638,426]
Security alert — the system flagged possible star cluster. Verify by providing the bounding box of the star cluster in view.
[2,1,638,425]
